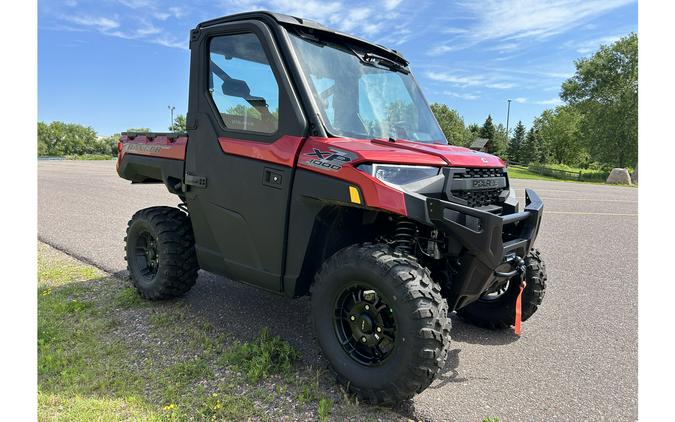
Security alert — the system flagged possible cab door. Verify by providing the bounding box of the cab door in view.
[184,20,307,292]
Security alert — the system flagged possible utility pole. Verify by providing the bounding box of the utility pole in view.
[168,105,175,131]
[505,99,512,142]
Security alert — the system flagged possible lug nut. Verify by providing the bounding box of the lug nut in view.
[350,315,356,321]
[361,336,367,343]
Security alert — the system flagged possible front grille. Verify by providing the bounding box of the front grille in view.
[453,167,507,179]
[451,189,503,207]
[449,167,508,208]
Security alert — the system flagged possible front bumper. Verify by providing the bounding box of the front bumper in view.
[406,189,544,310]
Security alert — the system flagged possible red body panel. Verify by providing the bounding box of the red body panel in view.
[117,134,187,170]
[218,135,304,167]
[296,136,506,216]
[368,138,505,168]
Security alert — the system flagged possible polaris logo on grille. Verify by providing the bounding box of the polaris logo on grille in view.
[472,178,499,189]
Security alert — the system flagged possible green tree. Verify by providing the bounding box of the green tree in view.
[479,115,496,143]
[508,121,526,163]
[520,127,540,165]
[561,33,638,168]
[534,106,583,165]
[37,121,119,157]
[467,123,481,141]
[430,103,472,146]
[479,115,507,155]
[169,114,187,132]
[491,123,508,157]
[100,134,122,156]
[37,121,99,156]
[37,122,50,156]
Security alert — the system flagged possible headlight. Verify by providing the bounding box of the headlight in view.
[357,164,440,186]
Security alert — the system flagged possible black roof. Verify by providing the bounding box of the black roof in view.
[470,138,489,150]
[196,11,408,66]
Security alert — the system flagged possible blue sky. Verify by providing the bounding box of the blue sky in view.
[38,0,637,136]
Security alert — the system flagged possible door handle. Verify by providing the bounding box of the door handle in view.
[262,168,283,189]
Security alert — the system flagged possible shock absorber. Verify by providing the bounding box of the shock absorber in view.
[393,218,417,253]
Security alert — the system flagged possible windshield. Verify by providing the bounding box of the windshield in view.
[289,33,447,144]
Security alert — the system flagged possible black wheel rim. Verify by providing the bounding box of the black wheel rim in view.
[134,231,159,280]
[332,284,397,367]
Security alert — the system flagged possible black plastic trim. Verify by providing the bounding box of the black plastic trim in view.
[404,188,543,310]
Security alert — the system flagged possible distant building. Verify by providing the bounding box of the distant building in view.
[469,138,489,151]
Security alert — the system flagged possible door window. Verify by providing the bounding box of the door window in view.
[209,33,279,134]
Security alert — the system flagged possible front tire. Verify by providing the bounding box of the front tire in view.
[456,248,547,329]
[311,244,451,405]
[124,206,199,300]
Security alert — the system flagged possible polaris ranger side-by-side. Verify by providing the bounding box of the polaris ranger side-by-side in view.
[117,11,547,404]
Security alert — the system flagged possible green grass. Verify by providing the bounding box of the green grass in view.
[38,393,161,422]
[508,164,635,185]
[64,154,116,160]
[38,242,400,421]
[507,165,563,182]
[37,244,262,421]
[220,328,300,382]
[318,397,334,422]
[114,286,146,308]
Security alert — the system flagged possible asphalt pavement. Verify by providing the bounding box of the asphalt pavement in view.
[38,160,638,421]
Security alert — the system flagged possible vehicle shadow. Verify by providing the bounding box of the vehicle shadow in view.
[449,315,521,346]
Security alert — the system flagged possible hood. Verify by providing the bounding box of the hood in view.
[320,137,505,168]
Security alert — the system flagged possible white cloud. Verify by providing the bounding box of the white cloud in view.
[168,6,185,18]
[485,82,515,89]
[117,0,156,9]
[534,97,564,105]
[428,44,463,56]
[136,23,161,36]
[486,42,520,53]
[152,35,188,50]
[571,34,623,54]
[513,97,527,103]
[443,91,480,100]
[426,72,487,87]
[383,0,403,11]
[65,15,120,30]
[427,71,516,90]
[429,0,634,55]
[443,27,469,35]
[458,0,635,42]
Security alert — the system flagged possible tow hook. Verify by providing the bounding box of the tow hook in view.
[494,255,526,278]
[494,255,528,337]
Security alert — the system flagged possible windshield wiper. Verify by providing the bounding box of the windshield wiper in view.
[362,52,409,74]
[343,44,409,74]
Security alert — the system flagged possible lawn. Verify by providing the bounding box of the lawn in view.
[508,164,635,185]
[37,242,404,421]
[507,165,564,182]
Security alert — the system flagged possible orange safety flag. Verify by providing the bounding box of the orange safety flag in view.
[514,280,527,336]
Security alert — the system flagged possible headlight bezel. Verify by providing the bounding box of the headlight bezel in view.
[357,163,442,188]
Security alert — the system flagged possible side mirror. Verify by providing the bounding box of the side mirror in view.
[221,78,251,98]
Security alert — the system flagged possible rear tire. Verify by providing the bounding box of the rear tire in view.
[456,248,547,329]
[311,243,451,405]
[124,206,199,300]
